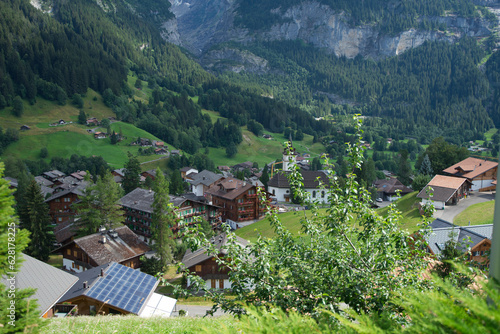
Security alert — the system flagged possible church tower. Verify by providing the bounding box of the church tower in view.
[282,140,298,172]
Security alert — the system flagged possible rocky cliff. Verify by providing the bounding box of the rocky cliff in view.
[166,0,496,72]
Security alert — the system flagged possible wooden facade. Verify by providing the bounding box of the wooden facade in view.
[211,188,265,222]
[46,192,80,224]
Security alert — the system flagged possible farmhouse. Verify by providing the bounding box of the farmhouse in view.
[442,157,498,192]
[180,167,198,180]
[182,233,249,289]
[58,262,177,317]
[45,186,87,224]
[417,175,471,210]
[94,132,107,139]
[57,226,150,273]
[86,117,100,126]
[154,147,168,155]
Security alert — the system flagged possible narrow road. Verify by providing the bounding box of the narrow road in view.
[432,191,495,223]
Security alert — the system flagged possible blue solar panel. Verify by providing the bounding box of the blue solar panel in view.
[86,263,157,314]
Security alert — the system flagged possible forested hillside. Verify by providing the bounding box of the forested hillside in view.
[235,0,482,33]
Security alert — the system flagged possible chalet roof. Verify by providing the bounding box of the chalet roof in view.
[44,183,88,203]
[232,161,253,170]
[268,170,329,189]
[182,233,249,269]
[180,166,195,172]
[188,170,223,187]
[58,262,159,315]
[207,177,254,200]
[425,220,493,256]
[4,254,78,317]
[70,171,86,181]
[65,226,150,266]
[416,175,471,202]
[120,188,207,213]
[54,221,77,245]
[113,168,126,177]
[142,169,157,177]
[373,178,412,195]
[35,176,54,187]
[43,170,65,180]
[443,157,498,180]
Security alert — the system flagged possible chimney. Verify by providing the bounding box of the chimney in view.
[101,235,107,244]
[100,268,105,277]
[83,281,88,289]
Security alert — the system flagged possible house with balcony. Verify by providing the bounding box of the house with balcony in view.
[417,175,472,210]
[45,186,87,224]
[206,177,269,223]
[119,188,221,243]
[443,157,498,192]
[187,170,224,197]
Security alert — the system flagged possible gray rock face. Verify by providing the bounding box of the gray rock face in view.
[200,47,269,74]
[163,0,495,67]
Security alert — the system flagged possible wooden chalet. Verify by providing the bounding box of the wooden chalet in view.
[443,157,497,192]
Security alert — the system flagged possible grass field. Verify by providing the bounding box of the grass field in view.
[2,121,169,168]
[454,201,495,226]
[42,315,238,334]
[236,192,424,242]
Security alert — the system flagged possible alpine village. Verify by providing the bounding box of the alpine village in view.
[1,0,500,333]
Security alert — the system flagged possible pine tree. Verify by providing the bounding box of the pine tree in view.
[122,152,141,194]
[397,149,412,186]
[419,154,434,175]
[18,180,54,261]
[75,173,124,236]
[151,168,176,269]
[169,170,184,195]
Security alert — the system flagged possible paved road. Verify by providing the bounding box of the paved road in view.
[432,191,495,223]
[173,304,227,317]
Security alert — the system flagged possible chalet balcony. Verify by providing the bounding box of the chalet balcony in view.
[238,201,254,206]
[247,194,257,198]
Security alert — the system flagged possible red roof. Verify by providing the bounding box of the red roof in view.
[443,157,497,180]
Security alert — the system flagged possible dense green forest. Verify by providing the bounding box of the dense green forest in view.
[222,37,496,144]
[235,0,482,33]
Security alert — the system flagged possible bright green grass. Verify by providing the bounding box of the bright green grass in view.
[454,201,495,226]
[206,128,325,168]
[376,192,423,232]
[484,128,497,142]
[2,122,170,168]
[42,315,238,334]
[235,209,328,243]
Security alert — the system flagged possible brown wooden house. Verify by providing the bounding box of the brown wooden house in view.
[57,226,150,273]
[182,233,249,289]
[45,187,86,224]
[207,177,269,222]
[443,157,498,192]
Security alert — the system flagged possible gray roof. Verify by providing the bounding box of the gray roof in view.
[44,182,89,202]
[4,254,78,316]
[188,170,223,187]
[425,219,493,256]
[182,233,249,269]
[113,168,126,177]
[120,188,208,213]
[35,176,54,187]
[4,177,18,188]
[373,178,412,195]
[417,186,458,202]
[43,170,65,180]
[268,170,329,189]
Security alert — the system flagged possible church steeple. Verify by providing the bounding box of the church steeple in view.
[282,140,298,172]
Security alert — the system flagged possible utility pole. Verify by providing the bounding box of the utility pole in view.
[490,157,500,284]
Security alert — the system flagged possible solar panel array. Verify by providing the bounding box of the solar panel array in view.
[86,262,157,314]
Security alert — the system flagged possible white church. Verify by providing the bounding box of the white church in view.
[267,142,330,203]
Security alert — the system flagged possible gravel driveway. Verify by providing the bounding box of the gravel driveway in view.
[432,191,495,223]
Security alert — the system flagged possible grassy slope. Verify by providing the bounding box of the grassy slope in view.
[42,315,238,334]
[454,201,495,226]
[236,192,424,242]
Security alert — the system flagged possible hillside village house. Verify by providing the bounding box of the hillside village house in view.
[180,167,198,180]
[417,175,471,210]
[425,219,492,267]
[119,188,221,243]
[182,233,249,289]
[443,157,498,192]
[57,262,177,317]
[45,186,87,224]
[57,226,150,273]
[373,178,413,201]
[188,170,224,197]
